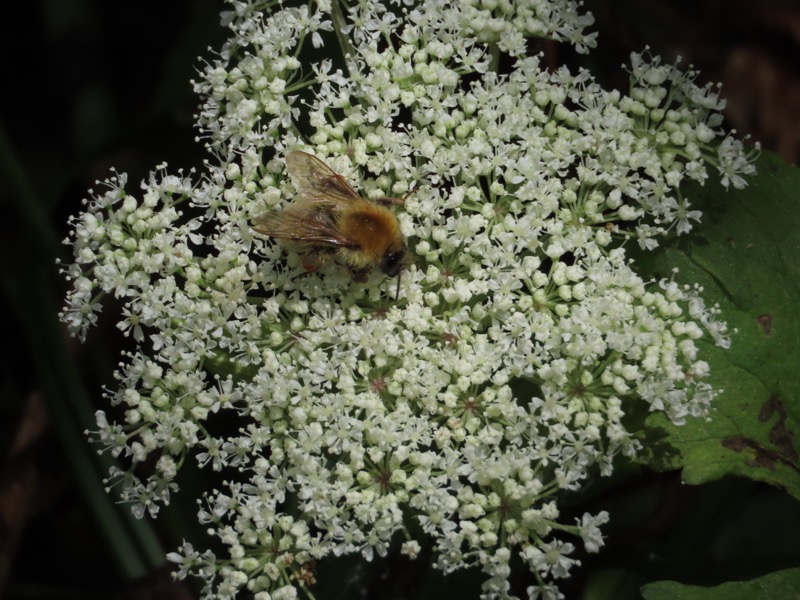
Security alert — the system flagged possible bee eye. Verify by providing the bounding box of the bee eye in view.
[381,250,405,277]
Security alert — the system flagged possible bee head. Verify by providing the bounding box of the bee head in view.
[380,248,406,278]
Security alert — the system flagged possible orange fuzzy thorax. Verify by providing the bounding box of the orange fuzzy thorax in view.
[335,202,403,269]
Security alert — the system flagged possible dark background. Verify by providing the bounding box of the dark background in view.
[0,2,225,598]
[1,1,798,598]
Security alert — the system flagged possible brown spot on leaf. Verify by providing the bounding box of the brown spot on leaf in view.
[722,435,781,470]
[722,395,800,475]
[757,313,772,336]
[759,395,799,462]
[722,436,747,452]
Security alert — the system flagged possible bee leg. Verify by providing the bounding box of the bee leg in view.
[301,254,322,273]
[301,247,336,272]
[375,186,415,207]
[348,266,371,283]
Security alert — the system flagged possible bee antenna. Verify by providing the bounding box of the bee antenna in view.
[395,271,401,301]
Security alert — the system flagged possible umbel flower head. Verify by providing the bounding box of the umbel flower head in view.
[60,0,755,598]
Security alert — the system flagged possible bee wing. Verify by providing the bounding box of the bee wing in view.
[254,206,359,248]
[286,151,362,210]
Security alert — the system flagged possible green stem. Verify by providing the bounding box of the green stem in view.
[331,0,358,77]
[488,43,501,72]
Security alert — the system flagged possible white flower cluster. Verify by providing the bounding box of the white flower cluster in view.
[60,1,754,599]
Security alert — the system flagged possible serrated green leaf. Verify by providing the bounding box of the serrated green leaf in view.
[640,567,800,600]
[632,150,800,500]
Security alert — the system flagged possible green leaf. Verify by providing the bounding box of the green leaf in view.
[640,567,800,600]
[632,150,800,500]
